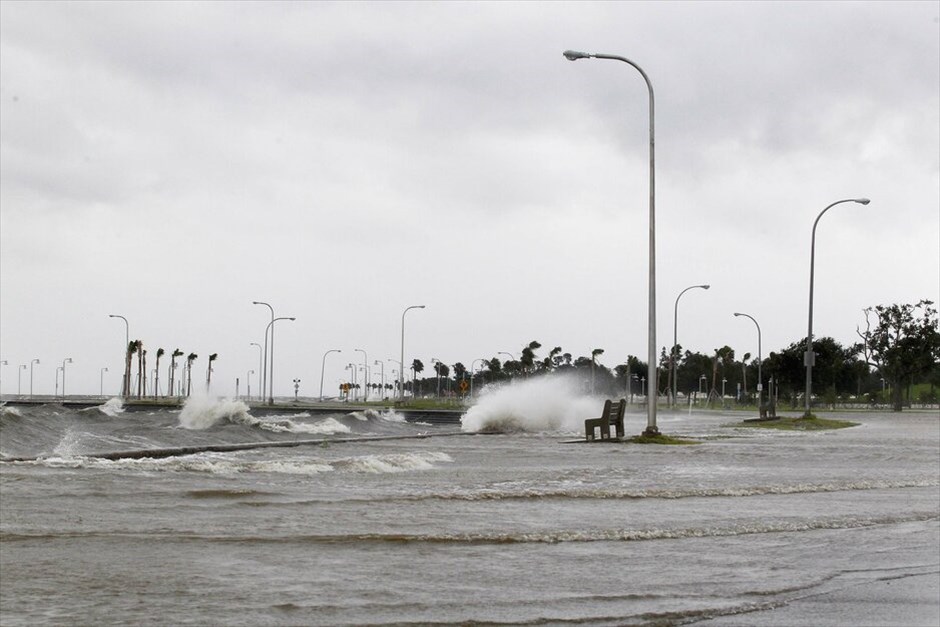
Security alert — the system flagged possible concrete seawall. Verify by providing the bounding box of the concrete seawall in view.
[0,396,465,425]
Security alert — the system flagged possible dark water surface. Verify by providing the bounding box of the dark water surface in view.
[1,400,938,626]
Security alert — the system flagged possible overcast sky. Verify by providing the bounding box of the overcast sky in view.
[1,1,938,398]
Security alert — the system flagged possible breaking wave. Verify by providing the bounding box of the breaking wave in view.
[178,395,252,429]
[461,375,603,433]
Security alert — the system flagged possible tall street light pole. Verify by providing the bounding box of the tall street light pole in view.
[672,284,710,407]
[252,302,275,402]
[263,316,295,404]
[804,198,870,417]
[109,314,129,396]
[318,349,341,402]
[400,305,426,401]
[564,49,658,435]
[733,312,762,410]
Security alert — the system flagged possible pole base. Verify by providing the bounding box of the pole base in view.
[642,426,661,437]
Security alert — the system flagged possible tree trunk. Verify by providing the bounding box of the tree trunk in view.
[892,378,904,412]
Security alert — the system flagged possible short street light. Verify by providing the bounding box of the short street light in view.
[262,315,295,404]
[320,349,341,402]
[61,357,73,397]
[672,284,710,407]
[399,305,426,401]
[733,312,763,410]
[30,358,40,397]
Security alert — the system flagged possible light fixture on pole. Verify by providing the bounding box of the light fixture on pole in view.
[320,349,341,402]
[672,285,710,408]
[400,305,426,401]
[733,312,762,411]
[564,49,659,435]
[804,198,870,417]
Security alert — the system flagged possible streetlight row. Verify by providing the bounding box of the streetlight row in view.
[563,49,869,426]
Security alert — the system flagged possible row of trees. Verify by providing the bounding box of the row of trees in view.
[400,301,939,411]
[121,341,218,398]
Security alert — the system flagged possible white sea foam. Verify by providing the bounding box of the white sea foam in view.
[178,394,252,430]
[1,405,23,417]
[461,374,602,433]
[87,397,125,417]
[257,416,351,435]
[333,451,453,474]
[347,408,406,423]
[31,450,453,476]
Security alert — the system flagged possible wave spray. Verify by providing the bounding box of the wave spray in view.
[178,392,252,430]
[461,374,601,434]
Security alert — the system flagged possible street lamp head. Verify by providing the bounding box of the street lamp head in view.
[287,317,296,321]
[563,50,592,61]
[733,312,742,317]
[701,284,711,290]
[854,198,871,205]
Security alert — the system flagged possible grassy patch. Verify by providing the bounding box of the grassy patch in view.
[730,416,858,431]
[626,433,700,445]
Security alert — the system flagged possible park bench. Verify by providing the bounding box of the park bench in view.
[584,399,626,441]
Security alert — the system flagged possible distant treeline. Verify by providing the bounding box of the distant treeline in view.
[397,300,939,411]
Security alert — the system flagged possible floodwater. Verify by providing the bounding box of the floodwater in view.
[1,388,938,626]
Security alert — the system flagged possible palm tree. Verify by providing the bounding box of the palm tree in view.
[123,340,136,397]
[711,346,735,405]
[186,353,198,397]
[741,352,751,398]
[206,353,218,390]
[154,348,165,397]
[169,349,183,397]
[520,340,541,377]
[411,359,424,397]
[591,348,605,394]
[140,348,147,398]
[127,340,142,398]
